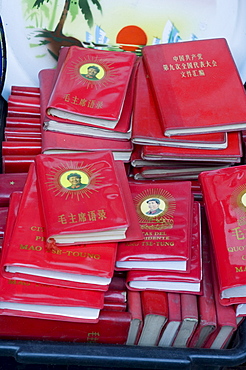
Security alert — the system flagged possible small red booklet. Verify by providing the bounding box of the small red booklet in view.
[142,38,246,136]
[158,293,181,347]
[40,66,134,141]
[126,290,143,345]
[199,165,246,305]
[142,132,242,164]
[35,151,131,245]
[1,163,119,291]
[0,310,131,344]
[46,46,137,129]
[116,180,193,272]
[125,201,202,294]
[137,290,168,346]
[172,293,198,348]
[0,273,104,323]
[132,58,228,149]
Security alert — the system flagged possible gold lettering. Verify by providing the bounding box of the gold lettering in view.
[235,266,246,272]
[30,226,45,232]
[156,242,174,246]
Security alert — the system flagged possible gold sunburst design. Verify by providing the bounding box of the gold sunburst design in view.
[66,54,119,90]
[134,188,176,222]
[45,160,106,201]
[231,183,246,212]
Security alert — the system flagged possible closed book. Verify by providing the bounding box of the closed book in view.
[2,155,35,173]
[2,141,42,156]
[132,58,228,149]
[142,38,246,136]
[46,46,136,129]
[0,310,131,344]
[35,151,130,245]
[7,94,40,109]
[142,132,242,164]
[7,104,41,118]
[199,165,246,305]
[137,291,168,346]
[40,65,134,141]
[116,180,193,272]
[126,290,143,345]
[1,163,118,291]
[203,258,237,349]
[0,274,104,323]
[188,212,217,348]
[11,85,40,97]
[126,201,202,293]
[6,116,41,129]
[158,293,181,347]
[172,293,198,348]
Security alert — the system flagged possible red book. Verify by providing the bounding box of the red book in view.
[203,261,237,349]
[158,293,181,347]
[126,201,202,294]
[137,291,168,346]
[0,310,131,344]
[2,155,35,173]
[132,58,228,149]
[11,85,40,97]
[172,294,198,348]
[142,132,242,164]
[188,213,217,348]
[8,94,40,108]
[142,38,246,136]
[1,163,118,291]
[116,180,193,272]
[7,105,41,118]
[6,116,41,129]
[46,46,136,129]
[0,274,104,323]
[126,290,143,345]
[199,165,246,305]
[2,141,42,156]
[34,152,131,245]
[103,289,127,312]
[40,65,134,141]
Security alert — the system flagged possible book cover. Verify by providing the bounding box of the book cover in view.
[35,151,130,245]
[46,46,136,129]
[0,207,8,239]
[126,290,143,345]
[0,310,131,344]
[40,65,134,140]
[137,290,168,346]
[142,38,246,136]
[7,93,40,109]
[132,58,228,149]
[116,180,193,271]
[158,292,181,347]
[0,274,105,323]
[203,259,237,349]
[188,212,217,348]
[199,165,246,305]
[1,163,119,291]
[6,116,41,129]
[142,132,242,163]
[172,293,198,348]
[125,201,202,293]
[11,85,40,97]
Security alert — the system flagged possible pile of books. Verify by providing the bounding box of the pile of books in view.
[0,38,246,348]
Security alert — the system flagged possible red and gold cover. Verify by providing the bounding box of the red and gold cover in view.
[35,151,130,245]
[199,165,246,305]
[126,202,202,293]
[132,58,228,149]
[142,38,246,136]
[46,46,136,129]
[1,163,119,291]
[116,180,193,272]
